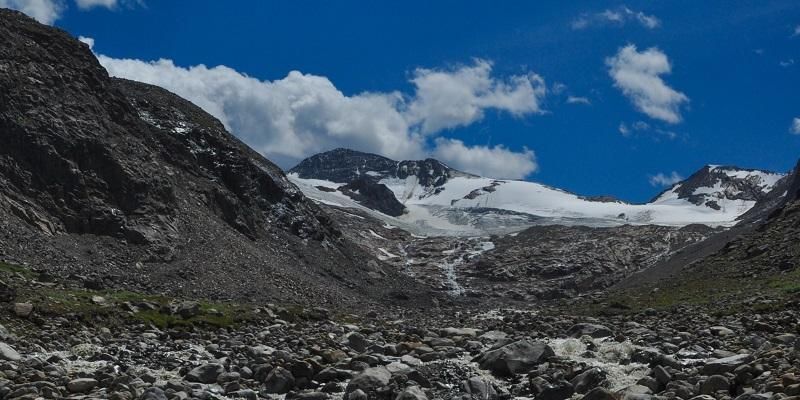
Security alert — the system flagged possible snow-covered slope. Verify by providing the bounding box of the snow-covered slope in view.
[288,149,787,236]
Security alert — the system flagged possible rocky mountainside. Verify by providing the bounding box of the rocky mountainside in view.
[650,165,784,211]
[289,149,786,234]
[611,159,800,310]
[0,9,431,308]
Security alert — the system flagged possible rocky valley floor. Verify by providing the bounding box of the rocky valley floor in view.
[1,260,799,400]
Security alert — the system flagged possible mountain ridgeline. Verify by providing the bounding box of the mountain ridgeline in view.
[289,149,788,232]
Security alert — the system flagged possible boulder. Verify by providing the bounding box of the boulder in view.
[345,367,391,395]
[474,340,554,376]
[700,375,730,395]
[13,302,33,318]
[463,377,498,400]
[702,354,753,375]
[264,366,295,394]
[185,363,225,384]
[567,323,614,338]
[0,342,21,361]
[395,385,428,400]
[67,378,98,393]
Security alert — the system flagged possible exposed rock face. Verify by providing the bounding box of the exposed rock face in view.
[0,9,432,308]
[651,165,784,208]
[338,178,406,217]
[290,148,472,188]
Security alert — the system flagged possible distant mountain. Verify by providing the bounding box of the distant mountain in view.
[650,165,785,211]
[289,149,787,235]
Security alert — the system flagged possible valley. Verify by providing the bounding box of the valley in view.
[0,8,798,400]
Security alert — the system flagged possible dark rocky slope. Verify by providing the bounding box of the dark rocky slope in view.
[612,159,800,309]
[0,9,431,308]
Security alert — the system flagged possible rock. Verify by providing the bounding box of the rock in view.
[0,342,21,361]
[348,389,369,400]
[653,365,672,385]
[396,385,428,400]
[443,327,480,337]
[345,367,391,395]
[702,354,753,375]
[345,332,370,353]
[567,323,614,338]
[315,367,354,382]
[532,378,575,400]
[582,387,617,400]
[67,378,98,393]
[0,280,15,302]
[291,392,331,400]
[473,340,555,376]
[185,363,225,384]
[13,302,32,318]
[264,366,295,394]
[141,388,168,400]
[173,301,201,318]
[571,368,607,394]
[700,375,730,395]
[709,326,734,336]
[463,377,498,400]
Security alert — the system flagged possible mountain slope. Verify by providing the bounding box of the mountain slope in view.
[610,159,800,309]
[289,149,786,234]
[0,9,431,308]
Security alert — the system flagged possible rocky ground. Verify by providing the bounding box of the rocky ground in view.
[2,261,799,400]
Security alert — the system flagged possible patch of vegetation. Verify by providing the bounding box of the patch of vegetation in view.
[0,261,36,279]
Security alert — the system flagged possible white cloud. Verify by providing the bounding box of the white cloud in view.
[649,171,683,187]
[572,6,660,30]
[607,45,689,124]
[0,0,63,24]
[94,48,543,177]
[432,138,537,179]
[791,117,800,135]
[78,36,95,49]
[780,59,795,67]
[794,25,800,37]
[75,0,116,9]
[566,96,591,105]
[405,59,546,134]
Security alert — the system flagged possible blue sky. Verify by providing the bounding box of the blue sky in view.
[5,0,800,202]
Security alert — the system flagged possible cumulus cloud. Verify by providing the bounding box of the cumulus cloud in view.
[791,118,800,135]
[405,60,546,134]
[649,171,683,187]
[607,45,689,124]
[572,6,660,30]
[566,96,591,105]
[94,48,543,178]
[0,0,63,24]
[75,0,116,9]
[432,138,537,179]
[794,25,800,37]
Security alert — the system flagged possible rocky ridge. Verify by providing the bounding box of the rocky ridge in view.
[0,8,431,309]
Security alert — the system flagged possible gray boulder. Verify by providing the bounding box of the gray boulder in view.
[345,366,391,395]
[702,354,753,375]
[264,366,295,394]
[396,385,428,400]
[0,342,20,361]
[567,323,614,338]
[474,340,554,376]
[185,363,225,384]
